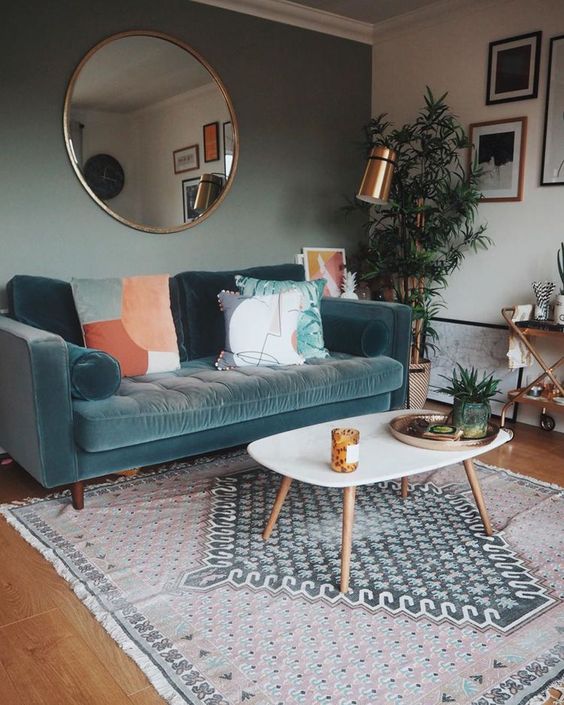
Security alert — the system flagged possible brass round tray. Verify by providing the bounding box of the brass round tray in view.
[389,413,500,451]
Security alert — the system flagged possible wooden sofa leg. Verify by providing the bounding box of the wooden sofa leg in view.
[71,481,84,510]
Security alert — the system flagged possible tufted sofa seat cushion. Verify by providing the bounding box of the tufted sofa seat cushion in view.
[72,354,403,453]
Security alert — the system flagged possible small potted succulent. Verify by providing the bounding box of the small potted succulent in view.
[435,365,501,439]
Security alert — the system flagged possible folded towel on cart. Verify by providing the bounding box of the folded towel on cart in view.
[507,304,533,369]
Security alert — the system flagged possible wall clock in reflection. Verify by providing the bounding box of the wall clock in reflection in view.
[83,154,125,200]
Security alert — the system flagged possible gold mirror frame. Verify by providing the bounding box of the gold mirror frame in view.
[63,30,239,234]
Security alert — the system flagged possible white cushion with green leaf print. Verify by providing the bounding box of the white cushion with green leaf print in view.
[234,275,329,359]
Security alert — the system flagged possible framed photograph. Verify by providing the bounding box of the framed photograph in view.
[182,177,200,221]
[486,31,541,105]
[173,144,199,174]
[427,318,523,421]
[541,35,564,186]
[469,117,527,202]
[223,121,234,178]
[203,121,220,162]
[302,247,346,297]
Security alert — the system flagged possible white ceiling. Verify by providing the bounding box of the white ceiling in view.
[71,0,459,113]
[72,36,214,113]
[192,0,462,44]
[284,0,444,24]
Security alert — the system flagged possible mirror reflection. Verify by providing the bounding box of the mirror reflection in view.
[64,32,237,233]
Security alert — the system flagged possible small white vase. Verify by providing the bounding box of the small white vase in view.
[340,292,359,300]
[554,294,564,325]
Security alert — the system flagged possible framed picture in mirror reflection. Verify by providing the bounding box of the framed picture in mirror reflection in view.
[203,122,220,162]
[182,178,200,221]
[223,121,234,178]
[173,144,199,174]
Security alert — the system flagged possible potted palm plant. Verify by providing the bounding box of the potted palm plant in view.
[350,89,492,407]
[435,365,501,438]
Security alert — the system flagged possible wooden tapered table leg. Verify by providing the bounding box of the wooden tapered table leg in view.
[400,477,409,498]
[340,486,356,593]
[463,459,493,536]
[262,475,293,540]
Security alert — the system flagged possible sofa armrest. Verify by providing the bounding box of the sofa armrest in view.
[320,299,412,409]
[0,315,78,488]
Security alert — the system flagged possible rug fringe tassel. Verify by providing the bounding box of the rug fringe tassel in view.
[0,507,191,705]
[527,682,564,705]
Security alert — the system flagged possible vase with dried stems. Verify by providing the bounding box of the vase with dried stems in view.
[348,89,492,405]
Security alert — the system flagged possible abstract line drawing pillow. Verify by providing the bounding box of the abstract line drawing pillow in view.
[234,275,328,359]
[216,290,304,370]
[71,274,180,377]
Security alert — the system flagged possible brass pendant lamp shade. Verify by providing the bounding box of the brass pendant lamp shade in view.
[357,146,397,205]
[194,173,224,213]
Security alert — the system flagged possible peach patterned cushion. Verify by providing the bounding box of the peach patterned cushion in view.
[71,275,180,377]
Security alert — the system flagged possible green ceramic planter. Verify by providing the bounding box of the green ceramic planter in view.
[452,400,490,439]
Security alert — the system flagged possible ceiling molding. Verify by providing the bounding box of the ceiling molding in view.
[372,0,514,41]
[190,0,373,44]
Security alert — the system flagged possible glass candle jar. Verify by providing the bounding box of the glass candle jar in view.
[331,428,360,473]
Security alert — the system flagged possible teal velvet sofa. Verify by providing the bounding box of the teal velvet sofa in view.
[0,264,411,509]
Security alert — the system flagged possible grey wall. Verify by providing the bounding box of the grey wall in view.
[0,1,371,307]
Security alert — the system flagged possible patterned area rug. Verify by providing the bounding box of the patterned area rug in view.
[1,453,562,705]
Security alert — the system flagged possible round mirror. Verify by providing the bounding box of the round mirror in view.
[63,31,238,233]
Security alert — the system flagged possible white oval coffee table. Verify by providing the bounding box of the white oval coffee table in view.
[248,409,511,593]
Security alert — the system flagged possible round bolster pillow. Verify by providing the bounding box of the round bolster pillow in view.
[66,342,121,400]
[322,315,389,357]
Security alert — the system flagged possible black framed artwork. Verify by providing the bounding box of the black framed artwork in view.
[182,177,200,221]
[486,31,541,105]
[469,117,527,202]
[427,318,523,422]
[541,34,564,186]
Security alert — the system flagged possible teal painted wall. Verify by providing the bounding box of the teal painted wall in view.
[0,1,370,306]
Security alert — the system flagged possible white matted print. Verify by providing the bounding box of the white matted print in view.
[428,318,522,421]
[541,34,564,186]
[302,247,346,297]
[173,144,199,174]
[469,118,527,202]
[486,32,542,105]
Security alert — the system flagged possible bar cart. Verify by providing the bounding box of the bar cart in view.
[500,307,564,431]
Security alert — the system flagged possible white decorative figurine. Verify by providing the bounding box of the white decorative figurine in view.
[341,269,359,300]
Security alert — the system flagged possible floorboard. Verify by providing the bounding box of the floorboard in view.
[129,687,171,705]
[0,660,25,705]
[0,524,61,626]
[0,610,133,705]
[0,516,152,696]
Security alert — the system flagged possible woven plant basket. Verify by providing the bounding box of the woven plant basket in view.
[407,359,432,409]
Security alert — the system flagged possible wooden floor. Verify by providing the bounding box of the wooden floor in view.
[0,417,562,705]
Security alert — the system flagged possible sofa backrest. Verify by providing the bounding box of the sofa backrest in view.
[7,274,188,359]
[7,264,305,362]
[173,264,305,359]
[7,275,84,346]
